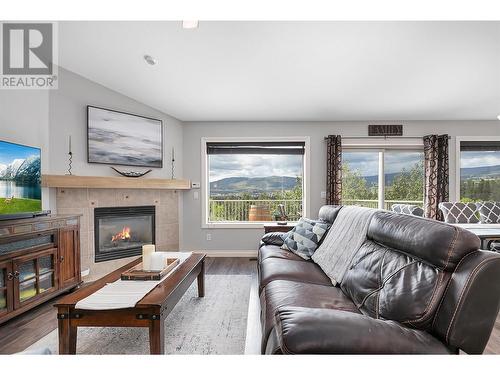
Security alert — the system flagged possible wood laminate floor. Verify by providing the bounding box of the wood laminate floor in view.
[0,257,499,355]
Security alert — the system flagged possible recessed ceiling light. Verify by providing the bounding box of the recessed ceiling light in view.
[182,20,199,29]
[143,55,157,66]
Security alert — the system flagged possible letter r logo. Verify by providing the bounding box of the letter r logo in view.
[2,23,53,75]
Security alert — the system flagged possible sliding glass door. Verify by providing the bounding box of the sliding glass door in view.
[384,151,424,210]
[342,149,424,209]
[342,151,379,208]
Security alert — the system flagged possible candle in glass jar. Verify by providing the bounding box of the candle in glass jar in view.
[142,244,155,270]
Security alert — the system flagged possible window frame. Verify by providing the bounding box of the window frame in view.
[201,136,310,229]
[342,138,424,209]
[455,136,500,202]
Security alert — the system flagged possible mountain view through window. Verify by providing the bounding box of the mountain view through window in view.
[342,150,424,209]
[460,141,500,202]
[207,142,304,222]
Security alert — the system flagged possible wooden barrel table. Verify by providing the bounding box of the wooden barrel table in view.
[248,205,272,221]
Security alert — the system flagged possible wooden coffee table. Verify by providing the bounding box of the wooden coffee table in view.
[55,253,206,355]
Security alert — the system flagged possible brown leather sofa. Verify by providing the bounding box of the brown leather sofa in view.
[258,205,500,354]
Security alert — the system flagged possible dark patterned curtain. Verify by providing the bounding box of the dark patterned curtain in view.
[423,134,449,220]
[326,135,342,205]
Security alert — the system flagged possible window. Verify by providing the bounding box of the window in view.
[342,149,424,209]
[459,140,500,202]
[203,139,307,226]
[342,151,379,208]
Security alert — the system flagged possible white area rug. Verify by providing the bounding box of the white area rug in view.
[27,275,252,355]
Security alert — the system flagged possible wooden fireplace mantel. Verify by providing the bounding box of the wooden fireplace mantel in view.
[42,174,191,190]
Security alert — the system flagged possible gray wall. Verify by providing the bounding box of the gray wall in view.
[0,90,51,210]
[49,68,183,179]
[181,120,500,252]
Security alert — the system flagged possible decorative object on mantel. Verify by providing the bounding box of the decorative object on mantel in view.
[171,147,175,179]
[368,124,403,136]
[66,135,73,175]
[110,166,152,178]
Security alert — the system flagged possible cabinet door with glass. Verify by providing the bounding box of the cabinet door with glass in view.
[12,248,58,309]
[0,260,14,318]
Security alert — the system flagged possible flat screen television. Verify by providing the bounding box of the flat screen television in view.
[0,140,42,219]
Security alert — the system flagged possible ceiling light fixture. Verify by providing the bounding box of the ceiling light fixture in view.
[182,20,199,29]
[143,55,157,66]
[497,115,500,120]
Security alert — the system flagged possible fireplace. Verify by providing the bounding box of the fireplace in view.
[94,206,155,262]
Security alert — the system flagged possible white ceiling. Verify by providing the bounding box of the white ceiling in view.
[58,21,500,122]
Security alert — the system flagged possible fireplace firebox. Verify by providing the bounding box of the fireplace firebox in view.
[94,206,155,262]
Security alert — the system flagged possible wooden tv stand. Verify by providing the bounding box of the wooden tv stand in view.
[0,215,82,325]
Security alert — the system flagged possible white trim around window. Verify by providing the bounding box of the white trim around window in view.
[200,136,310,229]
[455,136,500,202]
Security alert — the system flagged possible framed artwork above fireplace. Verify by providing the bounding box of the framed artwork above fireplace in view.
[87,105,163,168]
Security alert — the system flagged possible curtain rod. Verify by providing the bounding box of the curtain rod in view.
[323,136,451,140]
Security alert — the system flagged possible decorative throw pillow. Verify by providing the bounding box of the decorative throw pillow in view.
[476,202,500,224]
[438,202,479,224]
[260,231,287,248]
[281,218,331,260]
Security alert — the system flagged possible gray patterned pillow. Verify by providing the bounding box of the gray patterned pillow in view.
[391,204,424,217]
[476,202,500,224]
[281,218,331,260]
[438,202,479,223]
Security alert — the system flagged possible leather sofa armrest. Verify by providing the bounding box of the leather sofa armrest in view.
[270,307,454,354]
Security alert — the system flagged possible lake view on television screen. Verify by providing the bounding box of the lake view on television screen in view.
[0,140,42,216]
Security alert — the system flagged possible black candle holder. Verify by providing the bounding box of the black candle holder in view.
[67,151,73,175]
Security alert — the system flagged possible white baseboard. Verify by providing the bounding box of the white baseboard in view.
[198,250,258,258]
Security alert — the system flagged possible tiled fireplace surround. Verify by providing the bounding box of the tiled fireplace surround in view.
[55,188,180,281]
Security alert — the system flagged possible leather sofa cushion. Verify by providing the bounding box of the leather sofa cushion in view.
[318,205,343,224]
[368,211,479,271]
[260,280,360,352]
[268,307,454,354]
[341,239,449,329]
[258,245,305,263]
[259,257,332,294]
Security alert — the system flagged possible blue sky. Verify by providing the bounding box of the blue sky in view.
[0,140,40,165]
[343,151,423,176]
[460,151,500,169]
